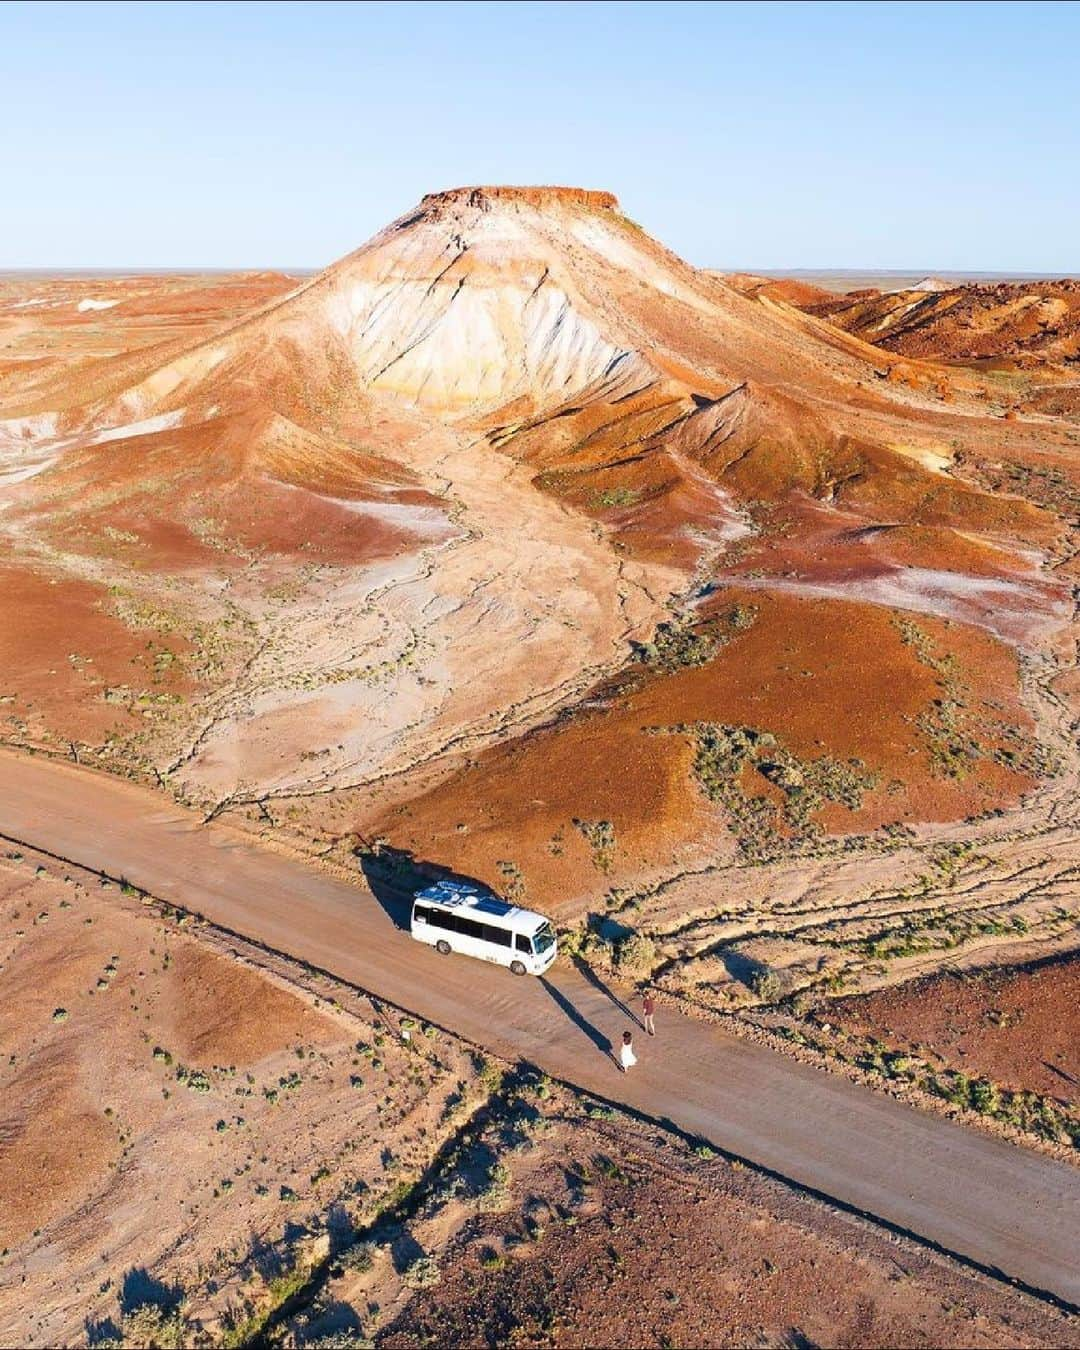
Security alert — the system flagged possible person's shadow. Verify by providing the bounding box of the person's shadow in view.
[540,976,617,1066]
[572,955,644,1030]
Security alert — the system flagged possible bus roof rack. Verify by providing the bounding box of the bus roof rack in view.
[416,878,515,917]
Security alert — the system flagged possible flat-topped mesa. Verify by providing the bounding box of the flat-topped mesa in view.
[418,185,620,215]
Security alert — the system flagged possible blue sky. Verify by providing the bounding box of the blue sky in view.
[2,0,1077,270]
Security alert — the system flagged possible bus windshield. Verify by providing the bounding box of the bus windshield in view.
[533,922,555,953]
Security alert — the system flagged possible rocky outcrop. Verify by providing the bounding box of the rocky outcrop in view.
[418,185,620,214]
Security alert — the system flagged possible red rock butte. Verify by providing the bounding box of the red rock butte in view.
[418,185,620,212]
[0,178,1074,855]
[1,176,1079,1350]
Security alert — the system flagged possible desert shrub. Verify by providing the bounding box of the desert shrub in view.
[341,1241,375,1273]
[175,1065,211,1094]
[476,1162,512,1213]
[750,968,783,1003]
[615,931,657,977]
[94,1303,190,1349]
[632,620,717,672]
[475,1055,504,1094]
[672,721,877,860]
[556,925,586,959]
[573,818,617,873]
[582,928,617,970]
[495,859,526,902]
[383,1178,415,1211]
[893,616,1057,782]
[923,1070,1078,1146]
[883,1052,914,1077]
[728,603,759,632]
[402,1253,441,1288]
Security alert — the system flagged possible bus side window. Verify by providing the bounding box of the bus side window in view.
[483,924,511,947]
[413,905,429,924]
[515,933,532,954]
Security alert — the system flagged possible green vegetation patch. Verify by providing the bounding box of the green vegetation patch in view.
[588,486,642,510]
[93,1302,190,1349]
[838,907,1033,962]
[865,1052,1079,1149]
[979,458,1080,520]
[660,722,878,861]
[894,617,1058,781]
[573,818,617,873]
[632,605,757,675]
[633,619,717,671]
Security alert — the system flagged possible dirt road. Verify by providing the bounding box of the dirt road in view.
[2,748,1078,1308]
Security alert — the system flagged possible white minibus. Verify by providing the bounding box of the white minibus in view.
[410,879,557,976]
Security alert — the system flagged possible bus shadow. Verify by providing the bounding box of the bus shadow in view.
[356,842,492,932]
[539,976,614,1064]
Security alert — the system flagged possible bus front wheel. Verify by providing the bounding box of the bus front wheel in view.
[510,960,526,976]
[436,940,451,956]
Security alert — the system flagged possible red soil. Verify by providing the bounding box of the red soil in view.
[13,410,447,571]
[365,591,1036,910]
[0,1047,118,1248]
[806,280,1080,366]
[0,273,296,400]
[828,956,1080,1103]
[706,490,1067,647]
[105,273,295,320]
[0,562,198,748]
[381,1110,1072,1350]
[514,364,1058,583]
[161,943,340,1067]
[366,693,717,910]
[2,193,1073,858]
[721,271,838,307]
[0,858,344,1251]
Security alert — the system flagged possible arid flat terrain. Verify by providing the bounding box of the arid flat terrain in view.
[727,268,1080,295]
[2,842,1077,1349]
[2,186,1078,1344]
[1,748,1079,1319]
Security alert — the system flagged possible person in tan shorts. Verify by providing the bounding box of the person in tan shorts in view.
[642,989,656,1037]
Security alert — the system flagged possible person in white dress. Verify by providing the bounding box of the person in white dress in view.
[619,1028,637,1072]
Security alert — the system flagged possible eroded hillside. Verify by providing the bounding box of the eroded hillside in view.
[1,187,1077,1007]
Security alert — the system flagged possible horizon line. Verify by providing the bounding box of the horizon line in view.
[3,264,1078,279]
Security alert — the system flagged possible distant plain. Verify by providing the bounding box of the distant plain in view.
[5,266,1080,291]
